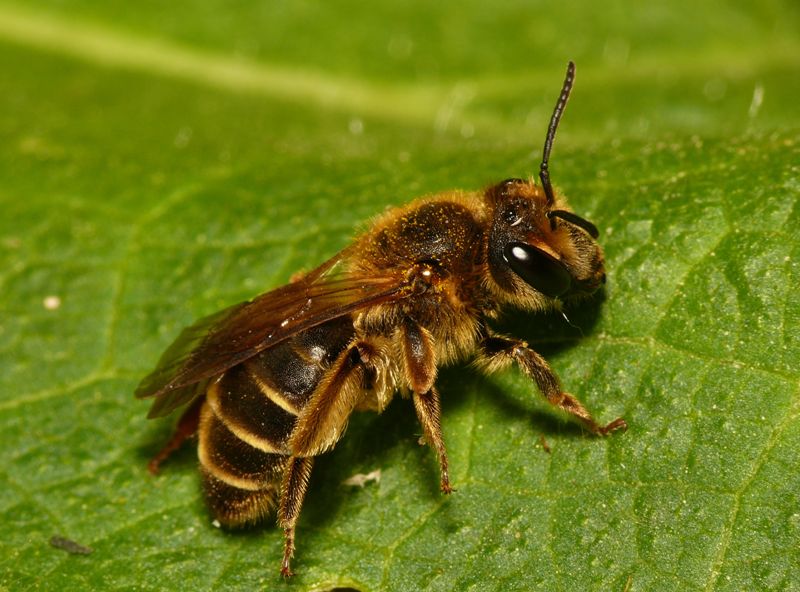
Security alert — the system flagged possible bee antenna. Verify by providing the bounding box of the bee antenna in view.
[540,61,576,207]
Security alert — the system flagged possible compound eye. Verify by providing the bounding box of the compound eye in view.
[503,242,572,298]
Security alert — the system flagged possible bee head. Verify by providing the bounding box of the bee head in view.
[485,178,605,306]
[484,62,605,308]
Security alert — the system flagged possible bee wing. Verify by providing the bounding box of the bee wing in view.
[135,250,408,418]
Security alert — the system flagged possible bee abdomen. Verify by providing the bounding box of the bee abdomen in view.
[197,398,286,526]
[199,390,288,481]
[198,318,355,526]
[207,363,300,454]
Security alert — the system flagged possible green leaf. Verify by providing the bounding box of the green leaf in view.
[1,1,798,590]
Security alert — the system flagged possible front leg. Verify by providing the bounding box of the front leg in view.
[477,335,626,435]
[401,318,453,494]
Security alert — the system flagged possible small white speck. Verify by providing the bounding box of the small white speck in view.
[348,118,364,135]
[342,469,381,488]
[308,345,326,362]
[280,319,289,327]
[212,519,221,528]
[43,295,61,310]
[748,82,764,118]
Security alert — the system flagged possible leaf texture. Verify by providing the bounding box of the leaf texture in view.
[0,1,799,590]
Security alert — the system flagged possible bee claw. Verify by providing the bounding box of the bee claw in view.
[599,417,628,435]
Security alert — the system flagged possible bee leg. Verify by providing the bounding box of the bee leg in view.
[278,455,314,578]
[401,319,452,493]
[413,387,453,494]
[289,344,369,457]
[147,395,204,475]
[478,336,627,435]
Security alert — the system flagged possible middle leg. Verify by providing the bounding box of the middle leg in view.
[401,317,453,494]
[413,387,453,493]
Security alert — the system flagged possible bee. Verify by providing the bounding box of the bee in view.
[136,61,627,577]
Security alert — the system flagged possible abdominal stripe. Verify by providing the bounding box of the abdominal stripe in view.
[205,380,284,454]
[198,401,285,491]
[244,361,301,416]
[207,365,299,455]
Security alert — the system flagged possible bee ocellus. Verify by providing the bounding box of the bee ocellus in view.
[136,61,627,577]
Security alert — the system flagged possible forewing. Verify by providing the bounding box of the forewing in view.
[135,252,408,417]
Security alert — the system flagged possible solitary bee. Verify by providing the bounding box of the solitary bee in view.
[136,61,626,577]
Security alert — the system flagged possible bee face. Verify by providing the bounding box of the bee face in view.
[486,177,605,302]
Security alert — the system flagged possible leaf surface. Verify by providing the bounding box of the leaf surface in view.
[0,1,798,590]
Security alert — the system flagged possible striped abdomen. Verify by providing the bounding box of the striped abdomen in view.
[198,317,355,526]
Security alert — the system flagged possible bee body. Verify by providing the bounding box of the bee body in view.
[137,62,627,577]
[199,193,491,526]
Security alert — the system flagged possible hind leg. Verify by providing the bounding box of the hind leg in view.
[148,396,204,475]
[278,456,315,577]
